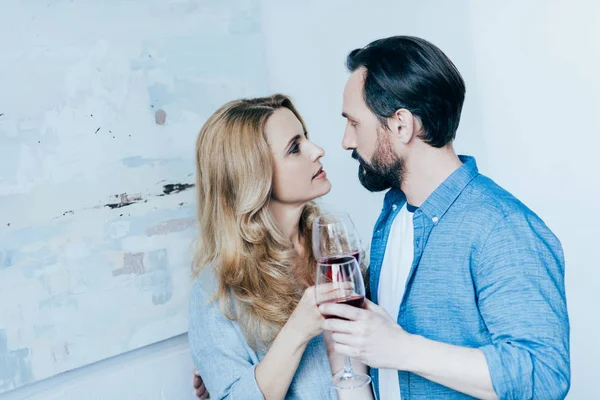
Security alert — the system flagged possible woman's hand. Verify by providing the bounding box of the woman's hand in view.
[285,286,324,344]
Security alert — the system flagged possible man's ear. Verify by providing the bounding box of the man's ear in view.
[390,108,419,144]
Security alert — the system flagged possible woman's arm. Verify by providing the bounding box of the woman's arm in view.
[254,319,312,399]
[190,282,326,400]
[255,286,329,399]
[190,282,266,399]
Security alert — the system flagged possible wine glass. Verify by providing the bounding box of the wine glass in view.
[312,212,362,265]
[313,213,371,390]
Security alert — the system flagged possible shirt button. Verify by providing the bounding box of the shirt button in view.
[392,204,397,210]
[432,216,439,224]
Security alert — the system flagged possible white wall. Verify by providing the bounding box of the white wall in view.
[261,0,600,398]
[468,2,600,398]
[2,1,598,399]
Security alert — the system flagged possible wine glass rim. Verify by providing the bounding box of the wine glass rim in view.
[316,256,360,266]
[313,212,353,226]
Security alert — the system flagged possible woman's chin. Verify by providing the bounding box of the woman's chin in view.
[312,179,332,199]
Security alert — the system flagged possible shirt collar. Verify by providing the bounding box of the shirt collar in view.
[382,155,479,220]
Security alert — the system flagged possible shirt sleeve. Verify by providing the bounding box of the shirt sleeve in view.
[475,211,570,400]
[189,281,265,400]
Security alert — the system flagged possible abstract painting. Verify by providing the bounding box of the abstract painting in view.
[0,0,268,392]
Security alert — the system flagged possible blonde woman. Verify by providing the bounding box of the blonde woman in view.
[189,94,373,400]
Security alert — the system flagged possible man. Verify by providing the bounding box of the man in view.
[193,371,209,399]
[319,36,570,399]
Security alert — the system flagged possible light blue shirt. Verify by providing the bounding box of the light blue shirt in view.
[188,270,337,399]
[368,155,570,399]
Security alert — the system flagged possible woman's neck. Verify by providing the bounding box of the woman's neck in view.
[268,200,306,255]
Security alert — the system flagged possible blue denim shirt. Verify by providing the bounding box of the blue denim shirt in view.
[189,269,337,400]
[368,156,570,400]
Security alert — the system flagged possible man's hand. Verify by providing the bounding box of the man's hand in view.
[193,371,209,399]
[320,299,411,370]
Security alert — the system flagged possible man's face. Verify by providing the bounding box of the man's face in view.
[342,68,404,192]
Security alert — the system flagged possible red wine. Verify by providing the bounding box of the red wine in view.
[318,251,361,265]
[319,252,361,281]
[322,295,365,319]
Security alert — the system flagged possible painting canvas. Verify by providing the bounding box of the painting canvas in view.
[0,0,268,393]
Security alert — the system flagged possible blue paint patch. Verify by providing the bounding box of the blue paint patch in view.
[0,330,34,392]
[129,48,158,72]
[122,156,157,168]
[139,249,173,306]
[16,247,59,279]
[33,324,58,339]
[0,224,67,249]
[0,250,16,268]
[145,249,168,273]
[38,293,78,310]
[121,156,180,168]
[147,83,171,109]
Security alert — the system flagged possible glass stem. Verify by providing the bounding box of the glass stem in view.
[342,356,354,377]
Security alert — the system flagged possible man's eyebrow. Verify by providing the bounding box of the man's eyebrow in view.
[342,112,357,121]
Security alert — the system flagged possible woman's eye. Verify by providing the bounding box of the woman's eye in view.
[289,143,300,154]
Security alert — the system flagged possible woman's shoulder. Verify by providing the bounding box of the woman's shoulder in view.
[188,266,227,331]
[190,266,219,304]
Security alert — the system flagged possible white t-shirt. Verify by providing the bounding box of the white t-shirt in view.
[377,203,415,400]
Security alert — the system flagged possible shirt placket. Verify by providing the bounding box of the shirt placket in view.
[399,209,434,399]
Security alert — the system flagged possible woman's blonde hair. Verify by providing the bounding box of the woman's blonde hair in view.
[193,94,321,351]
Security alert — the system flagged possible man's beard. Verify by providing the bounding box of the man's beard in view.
[352,142,403,192]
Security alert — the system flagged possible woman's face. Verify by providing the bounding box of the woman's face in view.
[265,108,331,205]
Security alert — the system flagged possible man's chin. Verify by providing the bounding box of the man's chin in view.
[358,169,391,192]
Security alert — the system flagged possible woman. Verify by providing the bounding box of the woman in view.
[189,94,373,399]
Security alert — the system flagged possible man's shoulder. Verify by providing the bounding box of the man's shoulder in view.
[461,174,556,239]
[464,174,537,219]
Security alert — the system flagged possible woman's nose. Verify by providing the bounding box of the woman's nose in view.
[311,143,325,161]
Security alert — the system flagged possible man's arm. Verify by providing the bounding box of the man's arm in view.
[321,300,498,399]
[193,371,210,399]
[474,212,570,399]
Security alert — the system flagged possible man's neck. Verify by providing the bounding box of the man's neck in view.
[401,144,463,207]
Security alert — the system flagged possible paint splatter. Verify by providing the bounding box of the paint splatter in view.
[113,252,146,276]
[162,183,194,195]
[154,109,167,125]
[146,218,194,236]
[132,249,173,305]
[105,193,143,209]
[95,127,100,134]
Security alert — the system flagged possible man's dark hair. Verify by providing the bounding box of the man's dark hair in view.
[346,36,466,148]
